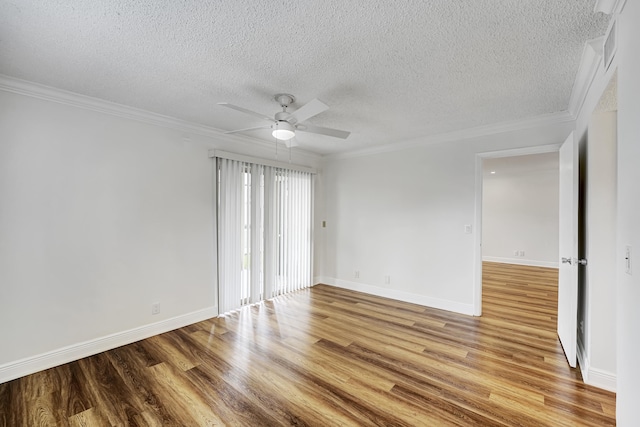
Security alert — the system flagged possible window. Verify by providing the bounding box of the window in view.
[217,157,313,313]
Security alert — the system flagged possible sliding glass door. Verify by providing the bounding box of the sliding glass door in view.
[217,158,312,313]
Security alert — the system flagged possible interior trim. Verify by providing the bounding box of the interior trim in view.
[0,74,322,163]
[323,278,475,316]
[327,111,574,160]
[0,306,218,384]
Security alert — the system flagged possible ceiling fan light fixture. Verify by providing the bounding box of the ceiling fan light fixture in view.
[220,94,349,144]
[272,121,295,140]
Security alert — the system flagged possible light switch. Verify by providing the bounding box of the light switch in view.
[464,224,472,234]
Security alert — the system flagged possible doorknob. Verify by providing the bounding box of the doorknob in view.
[561,257,572,265]
[576,258,588,266]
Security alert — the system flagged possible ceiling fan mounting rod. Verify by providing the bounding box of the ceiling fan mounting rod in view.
[274,93,295,110]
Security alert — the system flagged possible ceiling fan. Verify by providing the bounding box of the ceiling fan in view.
[218,94,350,147]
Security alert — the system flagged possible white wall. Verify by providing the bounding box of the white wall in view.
[584,111,617,386]
[615,1,640,424]
[565,6,622,395]
[320,121,572,315]
[0,89,215,367]
[0,85,322,381]
[482,154,559,268]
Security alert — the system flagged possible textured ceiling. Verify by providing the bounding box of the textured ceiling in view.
[0,1,610,155]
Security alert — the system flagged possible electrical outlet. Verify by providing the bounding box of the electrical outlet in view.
[514,250,519,256]
[354,270,360,279]
[152,302,160,315]
[384,276,390,284]
[519,250,525,257]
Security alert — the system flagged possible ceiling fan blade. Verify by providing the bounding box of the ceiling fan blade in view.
[217,102,274,122]
[297,124,350,139]
[289,98,329,124]
[223,125,271,134]
[284,137,299,148]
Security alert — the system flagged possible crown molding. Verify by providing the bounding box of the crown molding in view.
[477,143,561,160]
[618,0,628,13]
[0,73,581,163]
[326,111,574,160]
[594,0,617,14]
[612,0,627,15]
[598,0,628,15]
[567,37,605,119]
[0,74,226,137]
[0,74,322,164]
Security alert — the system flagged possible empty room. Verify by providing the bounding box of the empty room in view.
[1,1,639,426]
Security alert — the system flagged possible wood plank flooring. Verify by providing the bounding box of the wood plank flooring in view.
[0,262,616,426]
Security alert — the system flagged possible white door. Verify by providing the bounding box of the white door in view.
[558,131,578,367]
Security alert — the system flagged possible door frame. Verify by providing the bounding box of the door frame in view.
[473,143,564,316]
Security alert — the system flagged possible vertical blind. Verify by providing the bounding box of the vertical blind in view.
[217,157,313,313]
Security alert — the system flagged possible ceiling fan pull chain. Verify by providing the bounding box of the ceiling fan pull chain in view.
[274,122,279,159]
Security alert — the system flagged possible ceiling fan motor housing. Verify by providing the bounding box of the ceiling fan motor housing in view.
[275,111,293,122]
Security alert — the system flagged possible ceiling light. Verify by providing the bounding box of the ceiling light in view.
[490,171,496,174]
[272,122,295,140]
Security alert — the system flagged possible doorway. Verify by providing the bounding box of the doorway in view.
[481,152,560,268]
[477,151,562,348]
[473,145,561,316]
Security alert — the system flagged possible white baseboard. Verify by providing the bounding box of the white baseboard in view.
[0,306,218,384]
[323,277,475,316]
[482,256,559,268]
[577,341,617,392]
[313,276,330,285]
[587,367,617,392]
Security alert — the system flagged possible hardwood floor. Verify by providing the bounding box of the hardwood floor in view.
[1,262,616,426]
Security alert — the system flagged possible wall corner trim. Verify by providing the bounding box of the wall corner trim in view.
[0,306,218,385]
